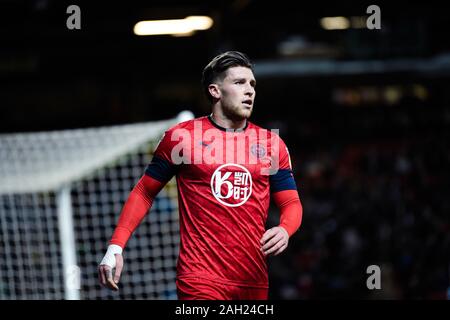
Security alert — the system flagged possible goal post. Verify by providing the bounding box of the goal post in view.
[0,111,194,300]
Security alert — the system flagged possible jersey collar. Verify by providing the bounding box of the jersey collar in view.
[207,114,249,132]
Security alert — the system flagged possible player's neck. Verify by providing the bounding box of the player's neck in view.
[210,111,247,131]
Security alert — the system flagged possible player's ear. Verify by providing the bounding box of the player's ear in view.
[208,84,221,99]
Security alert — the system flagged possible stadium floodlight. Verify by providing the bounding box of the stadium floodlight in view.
[320,16,350,30]
[0,111,194,300]
[133,16,213,36]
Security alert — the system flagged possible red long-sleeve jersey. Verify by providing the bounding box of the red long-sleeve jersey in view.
[111,115,302,288]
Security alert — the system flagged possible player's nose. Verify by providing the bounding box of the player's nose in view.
[244,85,255,97]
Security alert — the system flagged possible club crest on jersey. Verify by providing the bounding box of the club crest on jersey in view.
[250,143,266,159]
[210,163,253,207]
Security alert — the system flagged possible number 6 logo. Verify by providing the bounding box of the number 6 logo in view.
[210,163,252,207]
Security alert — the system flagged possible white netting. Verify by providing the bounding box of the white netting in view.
[0,111,194,300]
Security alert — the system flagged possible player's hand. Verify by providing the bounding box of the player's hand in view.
[260,226,289,256]
[98,244,124,291]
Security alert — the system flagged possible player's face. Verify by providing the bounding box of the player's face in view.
[217,66,256,120]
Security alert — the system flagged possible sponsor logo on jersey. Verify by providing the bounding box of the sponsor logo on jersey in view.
[210,163,252,207]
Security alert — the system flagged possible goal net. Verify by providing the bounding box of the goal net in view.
[0,111,194,300]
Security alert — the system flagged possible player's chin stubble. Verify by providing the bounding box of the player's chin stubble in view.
[225,105,252,121]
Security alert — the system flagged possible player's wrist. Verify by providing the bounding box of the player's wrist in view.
[107,244,123,255]
[277,225,290,238]
[100,244,123,268]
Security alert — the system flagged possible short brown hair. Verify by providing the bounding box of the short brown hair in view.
[201,51,253,101]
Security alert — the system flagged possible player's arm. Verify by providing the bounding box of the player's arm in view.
[261,138,303,256]
[261,190,302,256]
[98,175,165,290]
[99,129,179,291]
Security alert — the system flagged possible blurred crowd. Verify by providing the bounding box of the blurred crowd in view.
[266,105,450,299]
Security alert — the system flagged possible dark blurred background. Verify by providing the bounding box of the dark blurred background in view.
[1,0,449,299]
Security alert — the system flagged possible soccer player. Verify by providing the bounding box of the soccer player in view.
[98,51,303,300]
